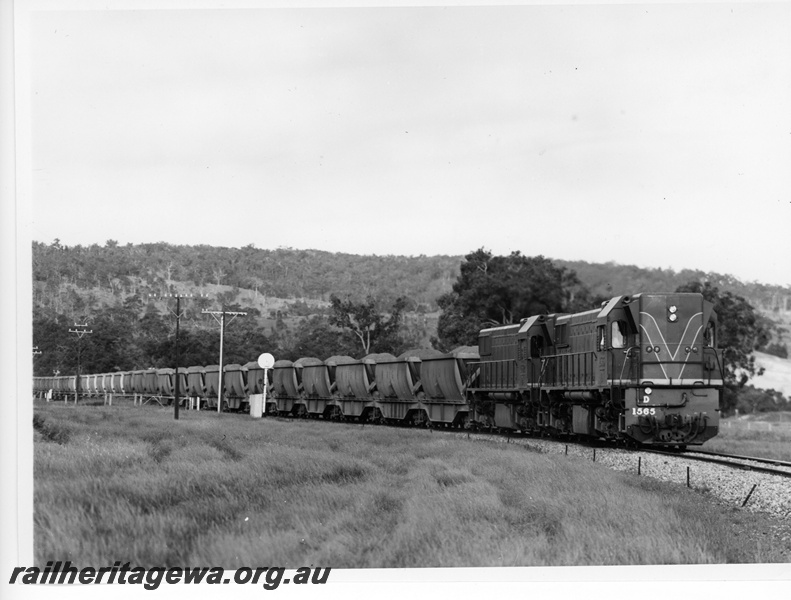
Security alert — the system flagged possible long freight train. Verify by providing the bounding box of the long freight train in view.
[34,292,724,446]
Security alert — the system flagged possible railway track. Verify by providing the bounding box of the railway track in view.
[683,448,791,468]
[648,448,791,479]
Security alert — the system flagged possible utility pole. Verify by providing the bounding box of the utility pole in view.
[149,293,208,420]
[68,323,92,404]
[203,309,247,413]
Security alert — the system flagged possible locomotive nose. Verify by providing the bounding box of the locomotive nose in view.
[637,295,707,383]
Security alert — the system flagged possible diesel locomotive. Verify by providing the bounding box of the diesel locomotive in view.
[469,292,722,446]
[33,292,723,446]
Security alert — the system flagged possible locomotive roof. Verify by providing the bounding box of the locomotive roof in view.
[479,323,521,335]
[555,308,601,325]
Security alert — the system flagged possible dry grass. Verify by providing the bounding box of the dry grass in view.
[33,402,785,568]
[702,415,791,461]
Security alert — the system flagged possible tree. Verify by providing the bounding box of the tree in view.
[731,385,788,414]
[328,294,408,356]
[433,249,592,350]
[675,281,771,413]
[278,316,358,361]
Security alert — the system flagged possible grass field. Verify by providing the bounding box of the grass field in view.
[32,402,787,568]
[702,415,791,461]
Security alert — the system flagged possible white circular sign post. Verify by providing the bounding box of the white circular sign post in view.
[256,353,275,417]
[257,353,275,369]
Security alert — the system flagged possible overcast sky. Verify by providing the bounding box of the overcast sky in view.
[21,1,791,285]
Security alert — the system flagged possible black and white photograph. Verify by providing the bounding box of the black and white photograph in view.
[3,0,791,597]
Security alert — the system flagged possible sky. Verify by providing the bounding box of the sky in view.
[18,0,791,286]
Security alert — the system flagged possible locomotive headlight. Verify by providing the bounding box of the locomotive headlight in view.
[669,313,678,322]
[644,387,652,395]
[669,306,677,314]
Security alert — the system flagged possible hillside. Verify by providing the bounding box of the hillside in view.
[34,241,791,313]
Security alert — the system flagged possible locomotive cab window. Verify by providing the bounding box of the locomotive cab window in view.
[704,321,716,347]
[611,320,627,349]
